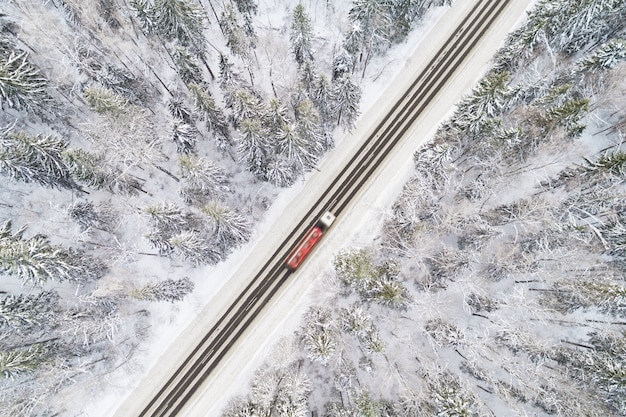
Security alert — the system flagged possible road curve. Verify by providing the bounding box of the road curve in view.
[135,1,516,415]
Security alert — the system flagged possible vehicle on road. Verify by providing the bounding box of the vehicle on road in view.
[285,211,335,270]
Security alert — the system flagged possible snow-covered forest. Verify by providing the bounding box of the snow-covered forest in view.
[0,0,456,416]
[221,1,626,416]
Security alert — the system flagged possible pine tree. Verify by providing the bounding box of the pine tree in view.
[0,344,46,379]
[311,74,335,128]
[144,202,189,233]
[187,83,231,146]
[276,122,317,173]
[218,53,245,92]
[237,117,270,176]
[202,201,251,249]
[290,4,314,68]
[229,89,265,128]
[0,291,59,331]
[169,230,218,265]
[264,157,296,187]
[172,45,203,85]
[129,277,194,302]
[84,86,128,115]
[0,220,105,285]
[171,119,197,154]
[153,0,206,54]
[301,306,337,365]
[0,128,74,189]
[576,39,626,73]
[0,48,49,111]
[220,4,254,62]
[332,74,361,131]
[179,154,228,203]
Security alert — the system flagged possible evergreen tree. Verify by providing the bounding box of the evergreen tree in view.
[153,0,206,54]
[0,291,58,331]
[62,148,109,189]
[144,202,189,233]
[264,157,296,188]
[172,45,203,85]
[84,86,128,115]
[218,53,245,92]
[332,48,354,81]
[311,73,335,127]
[202,201,251,249]
[179,154,228,203]
[171,119,197,154]
[229,88,265,128]
[237,117,270,177]
[575,39,626,73]
[0,220,105,285]
[0,48,48,111]
[301,306,337,365]
[187,83,230,146]
[0,343,46,379]
[169,230,218,265]
[332,74,361,131]
[290,4,314,68]
[264,98,291,132]
[220,4,255,63]
[276,122,317,173]
[129,277,194,302]
[0,128,74,189]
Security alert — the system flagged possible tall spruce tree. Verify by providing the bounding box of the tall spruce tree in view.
[0,48,48,111]
[332,74,361,131]
[0,128,75,189]
[290,4,314,69]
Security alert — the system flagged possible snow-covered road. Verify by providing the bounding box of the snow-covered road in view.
[111,1,535,416]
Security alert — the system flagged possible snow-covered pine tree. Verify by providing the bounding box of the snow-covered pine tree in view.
[276,122,317,174]
[311,73,335,129]
[169,229,218,265]
[144,201,190,233]
[0,128,75,189]
[264,98,291,131]
[179,154,228,204]
[290,4,314,69]
[218,53,245,93]
[0,220,105,285]
[201,201,251,249]
[229,89,265,128]
[220,4,255,64]
[237,117,270,177]
[294,98,325,154]
[332,74,361,131]
[187,83,231,147]
[129,277,194,302]
[0,291,58,331]
[264,157,296,187]
[0,343,46,379]
[575,39,626,74]
[171,119,197,154]
[0,46,49,111]
[84,86,128,115]
[168,98,194,123]
[301,306,338,365]
[67,200,108,232]
[348,0,395,74]
[153,0,206,52]
[172,45,203,85]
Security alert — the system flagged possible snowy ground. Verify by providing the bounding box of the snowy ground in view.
[104,1,536,416]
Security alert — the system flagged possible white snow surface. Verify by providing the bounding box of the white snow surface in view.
[95,1,539,417]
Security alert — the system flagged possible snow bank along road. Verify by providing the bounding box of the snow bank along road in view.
[115,1,533,416]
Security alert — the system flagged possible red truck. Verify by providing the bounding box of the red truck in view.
[285,212,336,270]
